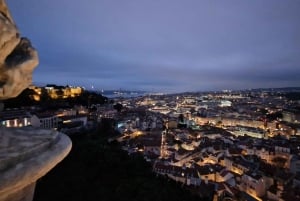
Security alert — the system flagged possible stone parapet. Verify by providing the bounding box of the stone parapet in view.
[0,127,72,201]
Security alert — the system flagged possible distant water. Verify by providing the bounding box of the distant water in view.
[101,90,148,98]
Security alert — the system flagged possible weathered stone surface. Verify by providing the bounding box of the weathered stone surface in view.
[0,0,38,100]
[0,127,58,171]
[0,128,72,201]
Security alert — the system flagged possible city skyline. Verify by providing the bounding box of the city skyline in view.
[8,0,300,93]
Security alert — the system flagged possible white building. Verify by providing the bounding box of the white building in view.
[229,126,266,139]
[0,109,32,127]
[31,112,59,129]
[239,172,266,198]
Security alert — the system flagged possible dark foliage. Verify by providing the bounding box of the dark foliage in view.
[98,118,117,135]
[266,111,283,121]
[284,92,300,101]
[33,129,209,201]
[178,113,184,123]
[3,88,107,109]
[3,88,38,108]
[113,103,123,112]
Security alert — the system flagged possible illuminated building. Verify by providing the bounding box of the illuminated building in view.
[160,130,167,158]
[0,109,32,127]
[239,171,266,198]
[29,84,84,100]
[31,112,59,129]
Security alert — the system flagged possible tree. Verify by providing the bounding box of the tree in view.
[272,156,287,168]
[3,88,38,108]
[113,103,123,112]
[267,112,283,121]
[190,107,196,114]
[178,114,184,123]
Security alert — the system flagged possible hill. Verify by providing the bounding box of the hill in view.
[33,130,210,201]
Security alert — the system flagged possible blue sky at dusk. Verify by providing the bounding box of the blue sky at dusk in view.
[7,0,300,92]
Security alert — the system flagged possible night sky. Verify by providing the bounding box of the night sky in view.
[7,0,300,93]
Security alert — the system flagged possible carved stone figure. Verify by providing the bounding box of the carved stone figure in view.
[0,0,38,100]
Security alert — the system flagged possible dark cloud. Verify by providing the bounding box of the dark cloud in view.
[7,0,300,92]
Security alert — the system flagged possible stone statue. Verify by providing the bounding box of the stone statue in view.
[0,0,38,100]
[0,1,71,201]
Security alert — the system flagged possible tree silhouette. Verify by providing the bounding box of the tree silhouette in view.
[3,88,38,108]
[272,156,287,168]
[113,103,123,112]
[178,114,184,123]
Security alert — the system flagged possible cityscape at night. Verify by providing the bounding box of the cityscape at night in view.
[1,85,300,201]
[1,1,300,201]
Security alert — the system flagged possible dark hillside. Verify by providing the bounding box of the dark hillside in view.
[33,131,210,201]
